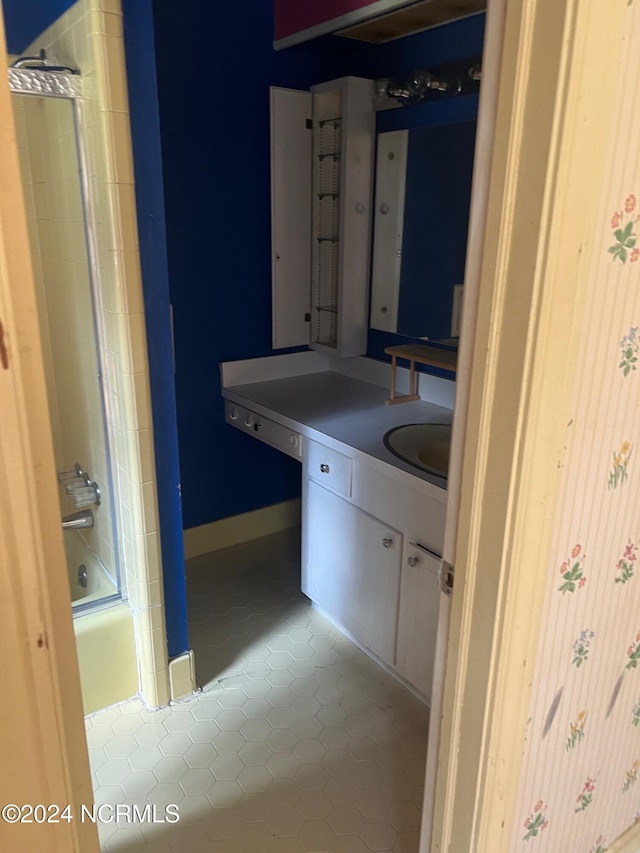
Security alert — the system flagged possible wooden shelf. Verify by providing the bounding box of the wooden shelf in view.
[384,344,457,405]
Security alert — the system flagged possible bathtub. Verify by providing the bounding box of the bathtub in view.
[64,533,138,715]
[64,532,118,608]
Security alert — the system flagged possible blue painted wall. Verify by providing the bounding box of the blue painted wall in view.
[3,0,74,54]
[3,0,190,657]
[3,0,483,655]
[120,0,188,657]
[152,2,484,530]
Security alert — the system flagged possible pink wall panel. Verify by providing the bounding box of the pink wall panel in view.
[274,0,390,41]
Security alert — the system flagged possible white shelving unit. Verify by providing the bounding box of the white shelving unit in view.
[270,76,375,357]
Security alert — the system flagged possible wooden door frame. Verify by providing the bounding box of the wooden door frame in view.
[0,7,99,851]
[428,0,638,850]
[419,0,506,845]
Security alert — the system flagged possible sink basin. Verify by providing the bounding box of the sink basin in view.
[384,423,452,478]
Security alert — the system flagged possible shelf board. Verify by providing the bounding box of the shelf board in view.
[384,344,457,404]
[385,343,457,373]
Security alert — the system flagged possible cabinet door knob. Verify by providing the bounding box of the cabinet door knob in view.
[382,537,394,549]
[408,555,420,567]
[320,463,330,474]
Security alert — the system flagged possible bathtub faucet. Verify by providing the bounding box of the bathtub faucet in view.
[62,509,94,530]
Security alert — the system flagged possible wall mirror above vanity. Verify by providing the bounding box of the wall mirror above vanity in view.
[370,119,476,342]
[270,50,480,360]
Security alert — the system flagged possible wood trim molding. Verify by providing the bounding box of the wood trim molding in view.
[608,822,640,853]
[430,0,629,850]
[0,7,98,851]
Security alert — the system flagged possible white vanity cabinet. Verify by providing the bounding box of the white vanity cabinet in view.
[221,365,452,703]
[303,479,403,665]
[396,541,442,697]
[302,436,446,701]
[225,400,302,459]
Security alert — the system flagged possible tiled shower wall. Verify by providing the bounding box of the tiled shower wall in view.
[510,4,640,851]
[13,93,118,587]
[23,0,171,708]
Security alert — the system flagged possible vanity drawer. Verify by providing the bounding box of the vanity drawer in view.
[307,439,352,497]
[225,401,302,460]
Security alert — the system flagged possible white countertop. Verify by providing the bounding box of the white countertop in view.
[222,371,452,494]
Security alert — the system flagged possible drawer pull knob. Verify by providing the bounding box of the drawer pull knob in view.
[408,555,421,567]
[320,463,330,474]
[382,537,394,549]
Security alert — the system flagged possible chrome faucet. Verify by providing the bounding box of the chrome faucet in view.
[62,509,94,530]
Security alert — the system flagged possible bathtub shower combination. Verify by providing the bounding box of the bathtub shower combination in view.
[9,57,122,616]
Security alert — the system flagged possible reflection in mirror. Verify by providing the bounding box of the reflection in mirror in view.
[370,120,476,342]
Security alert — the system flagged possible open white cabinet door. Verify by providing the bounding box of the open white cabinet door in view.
[270,86,312,350]
[418,0,506,848]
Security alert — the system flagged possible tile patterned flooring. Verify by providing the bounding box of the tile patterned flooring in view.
[87,530,429,852]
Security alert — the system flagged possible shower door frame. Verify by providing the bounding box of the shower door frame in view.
[9,67,124,613]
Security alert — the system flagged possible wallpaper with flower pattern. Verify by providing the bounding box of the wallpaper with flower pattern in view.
[509,4,640,851]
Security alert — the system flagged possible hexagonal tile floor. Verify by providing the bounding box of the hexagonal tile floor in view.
[87,529,429,852]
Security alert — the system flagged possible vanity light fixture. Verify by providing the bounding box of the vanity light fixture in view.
[375,59,481,108]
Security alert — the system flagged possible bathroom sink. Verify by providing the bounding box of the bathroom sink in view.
[383,423,452,478]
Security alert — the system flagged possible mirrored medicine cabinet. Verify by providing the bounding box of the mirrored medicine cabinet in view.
[270,63,479,357]
[370,119,476,342]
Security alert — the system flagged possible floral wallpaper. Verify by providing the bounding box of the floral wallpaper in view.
[510,2,640,850]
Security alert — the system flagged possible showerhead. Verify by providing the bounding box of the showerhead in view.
[10,48,78,74]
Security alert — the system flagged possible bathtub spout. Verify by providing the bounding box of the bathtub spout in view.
[62,509,94,530]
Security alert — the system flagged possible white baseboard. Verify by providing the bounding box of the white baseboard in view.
[168,651,196,702]
[183,499,301,560]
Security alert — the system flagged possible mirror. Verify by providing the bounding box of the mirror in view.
[369,120,476,342]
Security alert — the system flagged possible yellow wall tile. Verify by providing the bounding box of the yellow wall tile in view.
[20,0,168,710]
[126,312,149,374]
[109,110,134,184]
